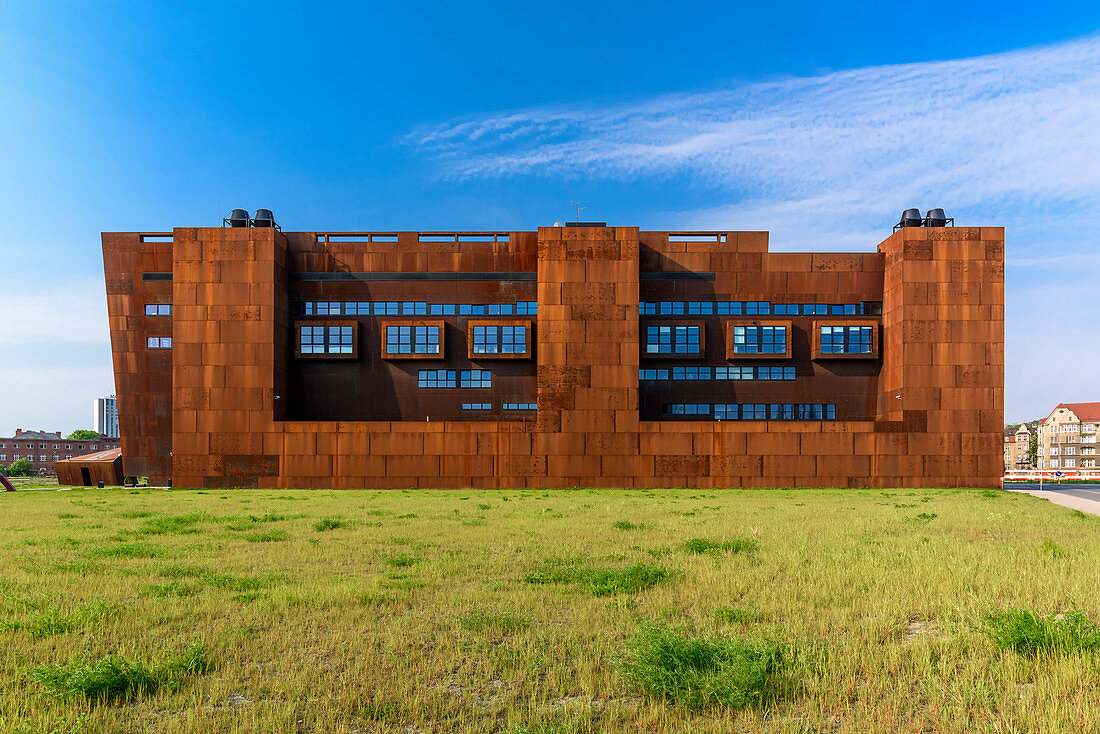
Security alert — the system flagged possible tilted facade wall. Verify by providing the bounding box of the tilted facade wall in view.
[102,223,1004,488]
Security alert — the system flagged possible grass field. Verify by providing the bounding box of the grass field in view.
[2,487,1099,733]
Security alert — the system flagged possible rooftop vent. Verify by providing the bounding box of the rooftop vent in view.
[923,208,953,227]
[898,208,924,229]
[224,208,250,228]
[251,208,280,230]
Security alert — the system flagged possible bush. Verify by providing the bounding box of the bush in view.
[313,518,346,532]
[613,520,642,531]
[28,642,208,701]
[525,561,673,596]
[620,626,789,709]
[683,538,758,555]
[984,609,1100,655]
[5,458,33,477]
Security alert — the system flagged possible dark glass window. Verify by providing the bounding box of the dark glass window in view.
[646,325,702,355]
[502,403,537,410]
[820,325,873,354]
[386,325,440,354]
[473,325,526,354]
[300,326,353,354]
[418,370,457,388]
[462,403,491,410]
[459,370,492,388]
[732,325,786,354]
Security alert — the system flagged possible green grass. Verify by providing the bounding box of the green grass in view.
[620,626,789,708]
[682,538,758,555]
[27,642,208,701]
[984,609,1100,655]
[3,486,1100,732]
[313,517,346,531]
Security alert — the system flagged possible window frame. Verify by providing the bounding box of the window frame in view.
[466,319,534,359]
[380,320,445,360]
[811,320,880,360]
[294,320,359,360]
[724,320,793,360]
[641,321,706,360]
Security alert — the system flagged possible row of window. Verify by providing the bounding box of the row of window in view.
[1049,446,1097,456]
[1047,459,1096,468]
[639,366,796,381]
[299,301,538,316]
[0,443,104,450]
[418,370,492,388]
[644,325,874,356]
[461,403,537,411]
[472,325,526,354]
[665,403,837,420]
[296,300,876,317]
[1,455,79,462]
[1047,424,1098,433]
[640,302,877,316]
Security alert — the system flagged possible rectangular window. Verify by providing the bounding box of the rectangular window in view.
[502,403,537,410]
[757,366,796,380]
[39,455,46,461]
[1065,446,1077,455]
[645,324,703,355]
[666,403,834,421]
[638,369,670,380]
[672,366,710,380]
[459,370,491,388]
[1066,459,1076,468]
[1051,459,1060,467]
[418,370,457,388]
[147,337,172,349]
[462,403,491,410]
[144,304,172,316]
[299,325,353,354]
[471,325,527,354]
[385,325,440,355]
[731,325,787,354]
[0,455,5,461]
[53,455,60,461]
[813,321,879,359]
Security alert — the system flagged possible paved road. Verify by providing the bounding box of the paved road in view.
[1004,482,1100,517]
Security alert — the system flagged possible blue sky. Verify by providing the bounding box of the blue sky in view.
[2,1,1099,432]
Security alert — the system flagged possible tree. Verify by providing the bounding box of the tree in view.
[5,458,33,477]
[67,430,101,440]
[1028,433,1038,467]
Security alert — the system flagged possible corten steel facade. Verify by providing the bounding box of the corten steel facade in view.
[102,224,1004,489]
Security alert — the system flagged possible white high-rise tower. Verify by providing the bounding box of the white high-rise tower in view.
[93,395,119,439]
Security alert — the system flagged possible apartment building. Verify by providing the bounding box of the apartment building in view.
[102,218,1004,489]
[93,395,120,438]
[1003,424,1032,471]
[1036,403,1100,470]
[0,429,121,474]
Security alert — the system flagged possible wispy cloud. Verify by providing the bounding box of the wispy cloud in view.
[409,33,1100,251]
[408,36,1100,420]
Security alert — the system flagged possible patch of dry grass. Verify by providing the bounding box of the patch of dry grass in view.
[0,487,1098,732]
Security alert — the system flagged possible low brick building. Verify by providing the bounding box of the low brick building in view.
[102,220,1004,489]
[0,429,120,475]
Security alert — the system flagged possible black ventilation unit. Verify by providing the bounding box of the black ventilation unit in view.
[923,208,953,227]
[251,209,280,230]
[223,208,250,228]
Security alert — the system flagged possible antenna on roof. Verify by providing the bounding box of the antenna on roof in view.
[570,200,588,222]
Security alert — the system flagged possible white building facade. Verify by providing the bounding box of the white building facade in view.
[93,395,119,439]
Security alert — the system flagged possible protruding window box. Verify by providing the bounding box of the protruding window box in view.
[467,319,534,359]
[381,320,445,360]
[812,321,880,360]
[725,320,792,360]
[642,322,706,359]
[295,320,359,359]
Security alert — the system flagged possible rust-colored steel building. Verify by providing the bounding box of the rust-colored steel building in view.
[55,448,124,487]
[102,221,1004,489]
